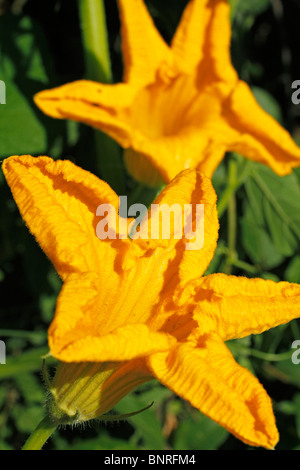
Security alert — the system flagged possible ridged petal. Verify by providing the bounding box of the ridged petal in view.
[52,359,153,420]
[171,0,210,73]
[148,334,279,449]
[172,0,237,85]
[129,170,219,304]
[195,273,300,341]
[220,81,300,175]
[34,81,136,148]
[49,272,175,362]
[2,155,124,280]
[118,0,171,85]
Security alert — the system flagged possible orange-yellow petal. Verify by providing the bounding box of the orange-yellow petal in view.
[171,0,211,73]
[2,155,124,280]
[34,81,136,148]
[118,0,171,85]
[49,272,176,362]
[203,0,237,87]
[172,0,237,87]
[147,334,279,449]
[222,81,300,175]
[129,169,219,304]
[196,273,300,341]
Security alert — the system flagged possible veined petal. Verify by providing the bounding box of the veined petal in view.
[2,155,124,280]
[118,0,171,86]
[128,129,211,185]
[172,0,237,86]
[34,81,136,148]
[203,0,237,86]
[131,170,219,305]
[196,273,300,341]
[222,81,300,175]
[171,0,211,73]
[147,334,279,449]
[49,273,175,362]
[50,324,174,362]
[51,359,153,421]
[124,79,229,185]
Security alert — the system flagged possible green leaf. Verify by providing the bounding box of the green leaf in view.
[251,86,283,123]
[241,163,300,265]
[12,405,45,434]
[173,411,228,450]
[241,199,285,269]
[230,0,270,20]
[0,347,54,379]
[115,386,168,450]
[285,256,300,284]
[264,359,300,389]
[0,14,63,157]
[0,80,47,156]
[14,373,45,403]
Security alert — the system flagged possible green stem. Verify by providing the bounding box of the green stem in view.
[22,415,57,450]
[77,0,125,194]
[229,345,292,362]
[78,0,112,83]
[217,157,250,218]
[224,158,238,275]
[216,246,259,274]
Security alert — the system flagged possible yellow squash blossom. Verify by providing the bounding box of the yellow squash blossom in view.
[3,154,300,449]
[34,0,300,187]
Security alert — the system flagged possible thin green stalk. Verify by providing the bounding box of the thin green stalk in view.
[224,158,238,275]
[229,257,258,275]
[22,415,57,450]
[217,158,250,218]
[229,344,292,363]
[77,0,125,194]
[216,246,259,274]
[78,0,111,84]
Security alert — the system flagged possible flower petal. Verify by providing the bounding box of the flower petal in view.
[2,155,124,280]
[147,334,279,449]
[222,81,300,175]
[196,273,300,341]
[52,359,153,421]
[118,0,171,85]
[49,273,175,362]
[130,169,219,305]
[172,0,237,86]
[123,79,229,185]
[34,81,136,148]
[171,0,211,73]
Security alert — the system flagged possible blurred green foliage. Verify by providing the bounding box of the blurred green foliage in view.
[1,0,300,451]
